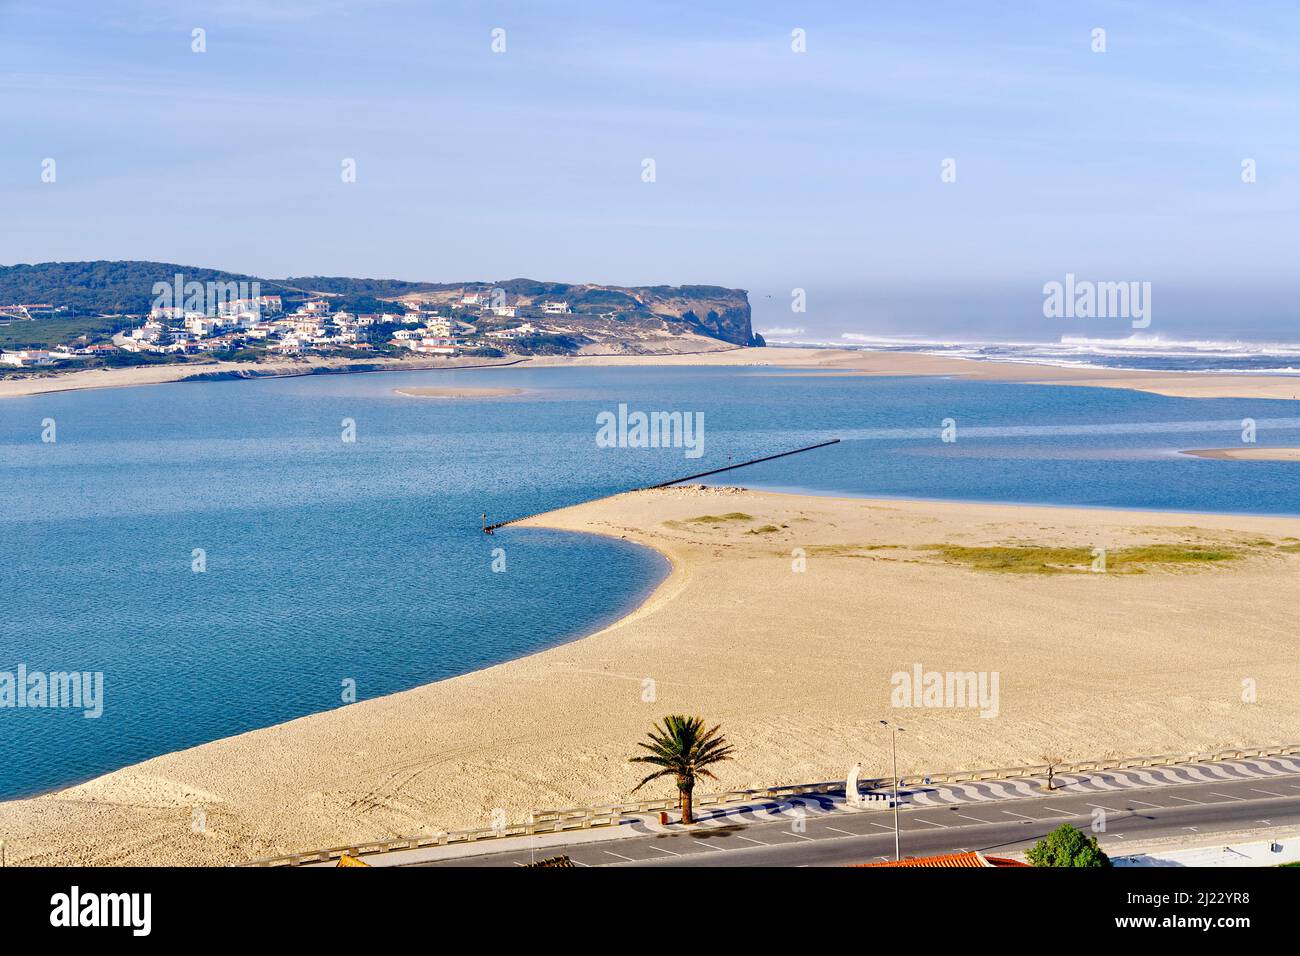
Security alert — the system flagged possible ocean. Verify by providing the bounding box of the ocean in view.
[3,362,1299,800]
[776,334,1300,375]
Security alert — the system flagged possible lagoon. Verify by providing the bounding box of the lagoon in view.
[2,363,1299,800]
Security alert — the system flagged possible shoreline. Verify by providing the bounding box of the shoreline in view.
[6,346,1300,401]
[1182,447,1300,462]
[0,354,529,399]
[4,486,1300,864]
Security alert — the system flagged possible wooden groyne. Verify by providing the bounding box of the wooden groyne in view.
[483,438,840,533]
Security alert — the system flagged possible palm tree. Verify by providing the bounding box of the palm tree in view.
[630,715,734,824]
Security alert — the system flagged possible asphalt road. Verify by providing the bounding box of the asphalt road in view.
[411,771,1300,867]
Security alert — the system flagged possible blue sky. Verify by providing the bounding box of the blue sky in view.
[2,0,1297,340]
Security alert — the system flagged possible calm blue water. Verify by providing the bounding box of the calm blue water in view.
[3,364,1300,800]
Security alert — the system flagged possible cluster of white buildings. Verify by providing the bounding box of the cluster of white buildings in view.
[124,296,388,356]
[3,288,570,372]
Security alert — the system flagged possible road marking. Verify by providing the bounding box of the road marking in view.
[1166,795,1204,806]
[1002,810,1039,821]
[1184,826,1199,832]
[1126,799,1160,809]
[733,835,769,847]
[1208,791,1245,802]
[786,831,815,841]
[865,821,894,831]
[1085,803,1121,813]
[951,812,993,825]
[910,818,949,829]
[647,844,680,856]
[602,850,636,862]
[822,826,856,837]
[1258,820,1273,826]
[1250,788,1285,798]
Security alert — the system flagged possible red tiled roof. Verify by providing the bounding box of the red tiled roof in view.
[856,851,1028,868]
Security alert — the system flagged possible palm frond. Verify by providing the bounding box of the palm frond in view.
[627,714,735,793]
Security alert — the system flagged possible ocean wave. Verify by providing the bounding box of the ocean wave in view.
[762,332,1300,374]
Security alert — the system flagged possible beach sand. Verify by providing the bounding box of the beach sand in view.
[1183,447,1300,462]
[2,487,1298,865]
[394,386,526,399]
[523,347,1300,400]
[5,346,1300,401]
[0,354,521,399]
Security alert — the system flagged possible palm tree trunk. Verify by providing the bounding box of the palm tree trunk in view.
[680,780,694,824]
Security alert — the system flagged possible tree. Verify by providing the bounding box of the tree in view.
[1026,824,1111,867]
[1040,753,1064,791]
[630,715,734,825]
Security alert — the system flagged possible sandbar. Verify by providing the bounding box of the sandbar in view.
[1,487,1298,865]
[1183,447,1300,462]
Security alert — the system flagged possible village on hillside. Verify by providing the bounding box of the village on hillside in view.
[0,291,578,370]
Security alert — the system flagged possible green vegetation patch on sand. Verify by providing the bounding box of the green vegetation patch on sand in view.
[682,512,752,524]
[664,512,756,532]
[919,543,1243,574]
[803,543,903,556]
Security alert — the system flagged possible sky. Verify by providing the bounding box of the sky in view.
[2,0,1298,341]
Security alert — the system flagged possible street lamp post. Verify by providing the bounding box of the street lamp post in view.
[880,720,903,861]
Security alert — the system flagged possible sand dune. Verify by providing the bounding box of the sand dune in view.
[2,487,1298,865]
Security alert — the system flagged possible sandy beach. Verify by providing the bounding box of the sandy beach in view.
[6,346,1300,401]
[0,354,523,399]
[2,486,1298,865]
[520,347,1300,400]
[1183,447,1300,461]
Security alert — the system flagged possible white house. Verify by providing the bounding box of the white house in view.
[1,350,57,367]
[410,337,457,355]
[485,323,537,341]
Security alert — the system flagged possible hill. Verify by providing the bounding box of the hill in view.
[0,262,759,348]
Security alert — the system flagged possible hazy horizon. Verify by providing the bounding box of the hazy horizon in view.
[4,0,1298,342]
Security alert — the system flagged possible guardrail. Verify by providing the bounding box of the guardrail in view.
[242,742,1300,866]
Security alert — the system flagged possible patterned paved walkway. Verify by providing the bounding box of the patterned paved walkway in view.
[625,755,1300,833]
